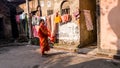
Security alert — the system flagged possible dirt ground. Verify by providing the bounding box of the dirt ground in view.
[0,45,120,68]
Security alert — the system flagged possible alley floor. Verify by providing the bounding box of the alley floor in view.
[0,45,120,68]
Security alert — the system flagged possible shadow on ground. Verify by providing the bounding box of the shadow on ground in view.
[33,45,120,68]
[66,59,120,68]
[41,54,120,68]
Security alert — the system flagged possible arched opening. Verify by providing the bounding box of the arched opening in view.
[60,0,70,15]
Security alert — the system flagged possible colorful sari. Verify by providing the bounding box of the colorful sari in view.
[38,23,51,55]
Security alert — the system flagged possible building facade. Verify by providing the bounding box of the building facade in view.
[100,0,120,55]
[19,0,80,45]
[1,0,119,56]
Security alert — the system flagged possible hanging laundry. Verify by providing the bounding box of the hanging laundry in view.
[32,16,40,25]
[40,16,46,26]
[73,8,80,20]
[54,12,61,23]
[32,15,40,38]
[51,14,55,37]
[62,14,71,23]
[50,14,55,42]
[61,15,64,23]
[20,12,26,20]
[67,14,72,22]
[32,16,36,25]
[16,15,20,24]
[61,14,67,23]
[54,15,62,23]
[32,25,40,38]
[32,26,37,37]
[46,16,51,31]
[83,10,93,31]
[53,12,61,42]
[16,15,20,35]
[19,13,28,35]
[25,15,29,37]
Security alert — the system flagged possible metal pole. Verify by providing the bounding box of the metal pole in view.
[38,0,40,6]
[26,0,32,44]
[26,0,29,14]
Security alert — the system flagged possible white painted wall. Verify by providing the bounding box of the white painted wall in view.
[100,0,120,51]
[59,22,80,43]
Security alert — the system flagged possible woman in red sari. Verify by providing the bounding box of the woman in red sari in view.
[38,19,51,56]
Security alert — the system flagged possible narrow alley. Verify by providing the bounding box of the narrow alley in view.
[0,0,120,68]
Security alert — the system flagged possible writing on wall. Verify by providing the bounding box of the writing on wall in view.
[59,22,80,43]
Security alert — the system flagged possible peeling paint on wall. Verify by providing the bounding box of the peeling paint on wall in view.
[100,0,120,51]
[59,22,80,43]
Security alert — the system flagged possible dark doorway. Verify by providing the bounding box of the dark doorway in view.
[0,17,4,39]
[9,5,19,39]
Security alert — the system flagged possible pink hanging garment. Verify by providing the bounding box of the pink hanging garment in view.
[16,15,20,24]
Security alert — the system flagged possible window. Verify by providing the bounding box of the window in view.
[60,1,70,15]
[61,8,70,15]
[47,10,53,15]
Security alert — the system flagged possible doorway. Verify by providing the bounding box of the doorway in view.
[79,0,98,48]
[0,17,4,39]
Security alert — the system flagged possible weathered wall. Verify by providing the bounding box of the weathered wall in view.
[41,0,54,16]
[59,22,80,45]
[56,0,80,45]
[100,0,120,54]
[19,0,80,45]
[19,0,37,13]
[0,1,12,38]
[19,0,54,16]
[69,0,79,22]
[79,0,97,47]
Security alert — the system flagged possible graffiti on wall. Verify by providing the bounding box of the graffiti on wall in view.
[59,22,80,43]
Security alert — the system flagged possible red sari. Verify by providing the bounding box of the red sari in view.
[38,23,50,55]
